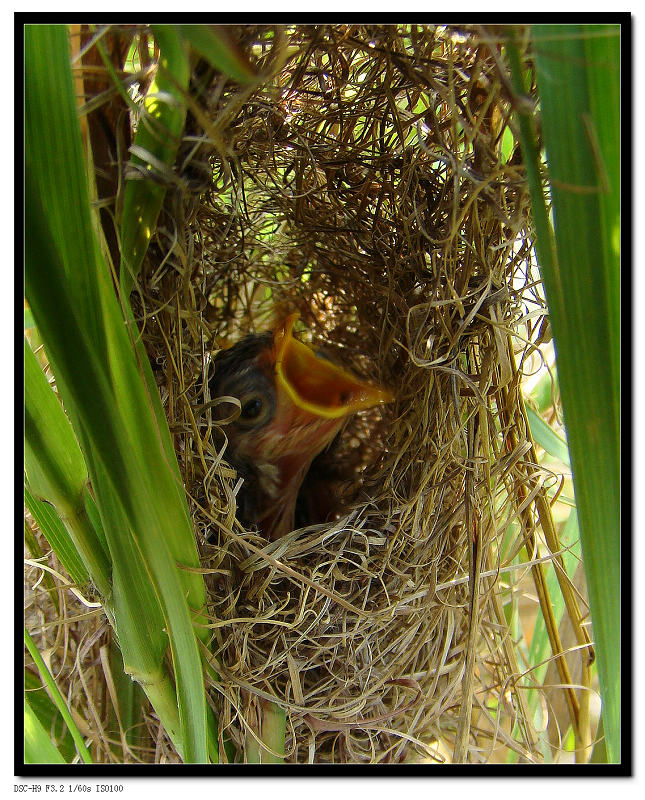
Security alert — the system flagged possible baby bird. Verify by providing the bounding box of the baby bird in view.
[207,314,392,540]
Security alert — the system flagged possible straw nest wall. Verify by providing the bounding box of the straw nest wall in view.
[129,24,547,762]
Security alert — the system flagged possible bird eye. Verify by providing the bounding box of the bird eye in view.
[241,397,263,419]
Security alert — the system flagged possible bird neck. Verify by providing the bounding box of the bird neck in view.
[255,457,313,540]
[253,416,345,540]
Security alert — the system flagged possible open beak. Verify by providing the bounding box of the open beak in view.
[248,313,393,539]
[271,313,393,418]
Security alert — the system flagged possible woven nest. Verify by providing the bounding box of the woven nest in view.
[123,24,551,763]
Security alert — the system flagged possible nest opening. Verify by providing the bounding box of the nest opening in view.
[122,24,548,763]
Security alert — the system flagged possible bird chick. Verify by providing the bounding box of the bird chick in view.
[207,313,392,540]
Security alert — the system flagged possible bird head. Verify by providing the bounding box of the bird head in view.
[208,313,392,539]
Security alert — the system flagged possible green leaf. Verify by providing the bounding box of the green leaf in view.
[25,25,108,357]
[531,23,620,765]
[24,337,110,595]
[25,307,35,331]
[525,405,570,466]
[25,670,77,763]
[25,25,216,762]
[119,25,190,294]
[107,639,149,755]
[24,160,201,760]
[25,629,93,764]
[24,337,88,515]
[527,365,559,414]
[508,24,621,762]
[24,486,89,588]
[24,519,60,615]
[178,25,256,83]
[25,698,67,764]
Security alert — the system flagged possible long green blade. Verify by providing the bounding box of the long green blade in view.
[25,670,77,763]
[509,24,621,761]
[178,25,256,83]
[24,486,89,588]
[24,338,88,512]
[25,629,93,764]
[25,24,214,762]
[24,337,109,592]
[25,699,67,765]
